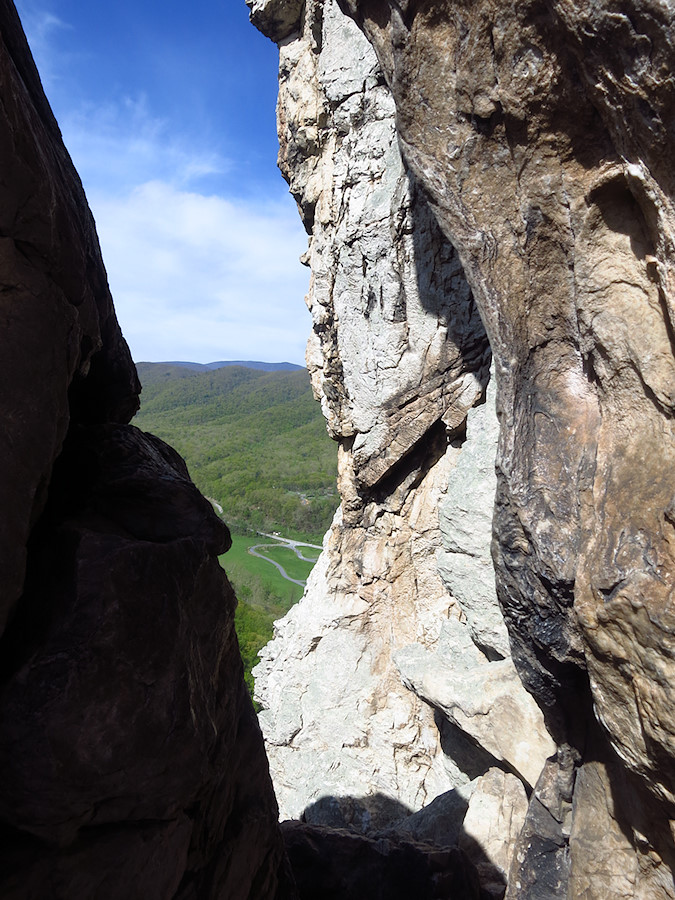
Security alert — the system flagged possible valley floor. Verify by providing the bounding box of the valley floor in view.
[249,533,322,587]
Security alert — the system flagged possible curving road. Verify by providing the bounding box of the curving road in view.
[248,544,306,587]
[248,532,323,587]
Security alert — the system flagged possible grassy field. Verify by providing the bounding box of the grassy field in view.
[220,535,306,614]
[220,534,319,701]
[252,544,317,583]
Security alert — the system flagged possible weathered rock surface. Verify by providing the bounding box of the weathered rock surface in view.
[252,0,675,893]
[437,376,510,660]
[255,456,464,825]
[460,769,529,900]
[253,0,496,829]
[0,3,290,896]
[396,618,555,790]
[251,0,555,893]
[332,0,675,893]
[279,0,490,493]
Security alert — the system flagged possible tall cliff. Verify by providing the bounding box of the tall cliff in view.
[250,0,675,896]
[0,3,289,896]
[250,0,553,891]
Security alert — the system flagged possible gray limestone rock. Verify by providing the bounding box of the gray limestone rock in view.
[252,0,494,830]
[460,769,529,900]
[275,0,490,493]
[251,2,556,892]
[437,374,510,660]
[395,620,555,790]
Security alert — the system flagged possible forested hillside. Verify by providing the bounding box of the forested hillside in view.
[133,362,338,699]
[134,362,338,541]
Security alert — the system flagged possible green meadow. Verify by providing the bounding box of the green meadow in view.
[254,543,317,582]
[219,534,319,701]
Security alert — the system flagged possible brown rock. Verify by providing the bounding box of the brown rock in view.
[569,759,675,900]
[330,0,675,891]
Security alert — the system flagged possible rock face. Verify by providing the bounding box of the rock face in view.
[253,0,675,894]
[251,0,554,889]
[326,0,675,895]
[253,0,493,827]
[0,3,289,896]
[281,819,483,900]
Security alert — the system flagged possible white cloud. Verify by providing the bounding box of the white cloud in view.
[61,96,230,195]
[15,0,312,365]
[91,180,311,364]
[64,103,312,365]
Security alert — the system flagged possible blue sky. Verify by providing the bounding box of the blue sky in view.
[15,0,312,364]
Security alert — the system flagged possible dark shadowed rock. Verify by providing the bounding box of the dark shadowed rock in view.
[0,425,290,898]
[281,820,484,900]
[0,3,292,896]
[0,0,140,635]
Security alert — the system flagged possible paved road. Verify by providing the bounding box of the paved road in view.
[248,544,307,587]
[248,533,323,587]
[256,532,322,562]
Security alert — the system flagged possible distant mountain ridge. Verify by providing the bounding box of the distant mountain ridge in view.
[138,360,304,372]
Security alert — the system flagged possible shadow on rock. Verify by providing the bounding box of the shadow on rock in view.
[301,793,413,832]
[282,819,484,900]
[286,791,507,899]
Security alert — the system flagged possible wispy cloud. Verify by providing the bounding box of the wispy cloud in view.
[92,180,310,364]
[61,95,229,194]
[67,102,310,364]
[14,1,72,90]
[15,0,311,365]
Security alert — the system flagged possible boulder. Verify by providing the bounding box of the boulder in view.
[396,620,555,790]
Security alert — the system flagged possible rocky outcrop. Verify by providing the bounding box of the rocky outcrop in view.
[328,0,675,894]
[0,3,289,896]
[252,0,675,894]
[252,0,492,827]
[250,0,555,890]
